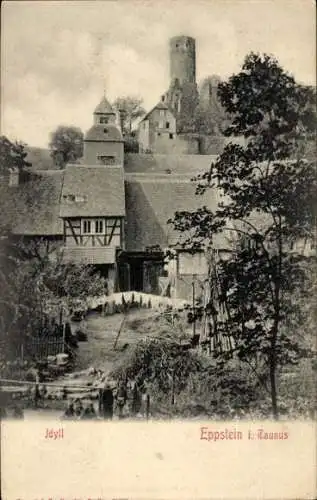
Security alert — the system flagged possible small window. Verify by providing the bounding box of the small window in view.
[100,116,109,124]
[169,133,174,139]
[157,132,161,136]
[166,122,170,129]
[97,155,116,165]
[82,219,91,234]
[104,128,108,133]
[158,121,164,129]
[159,110,165,117]
[95,219,104,234]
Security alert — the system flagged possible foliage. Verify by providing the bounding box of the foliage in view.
[0,136,31,175]
[112,96,146,135]
[169,53,317,419]
[112,335,202,400]
[124,134,139,153]
[49,125,84,168]
[0,239,106,360]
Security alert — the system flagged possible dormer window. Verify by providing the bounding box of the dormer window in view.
[100,116,109,124]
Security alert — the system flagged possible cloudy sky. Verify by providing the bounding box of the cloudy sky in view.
[1,0,315,148]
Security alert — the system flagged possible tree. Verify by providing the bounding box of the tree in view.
[112,96,146,135]
[49,126,83,168]
[169,53,317,419]
[0,237,106,362]
[0,136,31,175]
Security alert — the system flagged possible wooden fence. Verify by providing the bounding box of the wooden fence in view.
[25,337,65,359]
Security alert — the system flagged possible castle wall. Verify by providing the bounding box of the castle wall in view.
[151,134,199,155]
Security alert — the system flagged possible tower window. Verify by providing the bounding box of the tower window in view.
[97,155,116,165]
[100,116,109,124]
[169,133,174,139]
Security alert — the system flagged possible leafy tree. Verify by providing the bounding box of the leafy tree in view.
[49,126,83,168]
[0,136,31,175]
[169,53,317,419]
[112,96,146,135]
[0,239,106,361]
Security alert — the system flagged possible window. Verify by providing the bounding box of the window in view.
[158,121,164,129]
[100,116,109,124]
[169,133,174,139]
[157,132,161,136]
[166,122,170,129]
[159,110,165,117]
[82,219,91,234]
[95,219,104,234]
[97,155,116,165]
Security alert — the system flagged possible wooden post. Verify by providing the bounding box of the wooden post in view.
[192,278,196,338]
[61,308,66,354]
[171,371,175,406]
[146,394,150,421]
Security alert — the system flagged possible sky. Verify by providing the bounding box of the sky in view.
[1,0,315,148]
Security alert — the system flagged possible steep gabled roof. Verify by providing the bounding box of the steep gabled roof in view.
[94,96,115,115]
[124,174,223,251]
[12,171,64,235]
[60,165,125,217]
[140,100,173,123]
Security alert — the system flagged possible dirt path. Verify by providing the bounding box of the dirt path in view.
[71,308,158,374]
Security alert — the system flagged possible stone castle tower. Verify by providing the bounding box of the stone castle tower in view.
[164,35,199,133]
[169,35,196,85]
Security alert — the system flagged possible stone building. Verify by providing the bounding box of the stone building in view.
[138,100,176,154]
[137,35,225,155]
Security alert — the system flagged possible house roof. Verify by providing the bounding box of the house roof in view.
[12,171,64,235]
[60,165,125,217]
[124,153,218,175]
[140,100,172,123]
[94,96,115,115]
[124,174,223,251]
[85,124,123,142]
